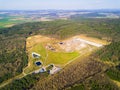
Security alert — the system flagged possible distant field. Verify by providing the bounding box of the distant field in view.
[0,16,34,28]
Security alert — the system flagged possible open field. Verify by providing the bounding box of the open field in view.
[0,16,35,28]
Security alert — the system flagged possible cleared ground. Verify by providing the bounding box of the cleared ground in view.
[24,35,108,74]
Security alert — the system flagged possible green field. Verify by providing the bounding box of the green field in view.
[0,16,34,28]
[46,51,79,65]
[24,43,46,73]
[24,45,79,74]
[25,41,80,72]
[32,43,80,65]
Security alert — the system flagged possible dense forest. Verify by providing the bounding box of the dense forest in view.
[0,18,120,90]
[0,33,28,83]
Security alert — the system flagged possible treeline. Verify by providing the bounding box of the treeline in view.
[106,67,120,82]
[95,42,120,64]
[91,41,120,89]
[0,36,28,83]
[1,19,120,40]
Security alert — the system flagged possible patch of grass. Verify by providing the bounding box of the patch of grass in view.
[30,42,80,65]
[24,43,47,74]
[0,16,34,28]
[106,68,120,82]
[46,51,80,65]
[31,43,47,63]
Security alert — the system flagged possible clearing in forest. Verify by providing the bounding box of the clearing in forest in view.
[24,35,108,74]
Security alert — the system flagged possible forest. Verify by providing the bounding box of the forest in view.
[0,18,120,90]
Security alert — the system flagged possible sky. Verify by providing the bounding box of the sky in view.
[0,0,120,10]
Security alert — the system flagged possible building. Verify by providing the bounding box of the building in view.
[49,66,61,74]
[32,52,41,58]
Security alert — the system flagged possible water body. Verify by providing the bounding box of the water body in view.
[35,61,42,66]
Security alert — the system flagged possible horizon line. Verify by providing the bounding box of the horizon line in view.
[0,9,120,11]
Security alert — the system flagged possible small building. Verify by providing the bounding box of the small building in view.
[40,67,46,73]
[32,52,41,58]
[49,65,61,74]
[34,67,46,74]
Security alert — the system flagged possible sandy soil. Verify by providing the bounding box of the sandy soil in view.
[75,35,108,45]
[26,35,52,50]
[26,34,108,53]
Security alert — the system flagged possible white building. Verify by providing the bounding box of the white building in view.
[49,66,61,74]
[32,52,41,58]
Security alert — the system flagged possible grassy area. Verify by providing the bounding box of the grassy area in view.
[46,51,79,65]
[106,68,120,82]
[27,41,80,67]
[32,43,47,62]
[0,16,34,28]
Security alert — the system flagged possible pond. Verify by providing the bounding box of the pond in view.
[35,61,42,66]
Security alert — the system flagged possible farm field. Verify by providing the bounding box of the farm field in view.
[0,17,29,28]
[0,16,37,28]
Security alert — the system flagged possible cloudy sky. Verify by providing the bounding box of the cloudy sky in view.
[0,0,120,10]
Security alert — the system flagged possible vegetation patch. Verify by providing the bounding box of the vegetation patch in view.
[106,68,120,82]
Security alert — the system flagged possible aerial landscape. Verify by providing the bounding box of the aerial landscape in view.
[0,0,120,90]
